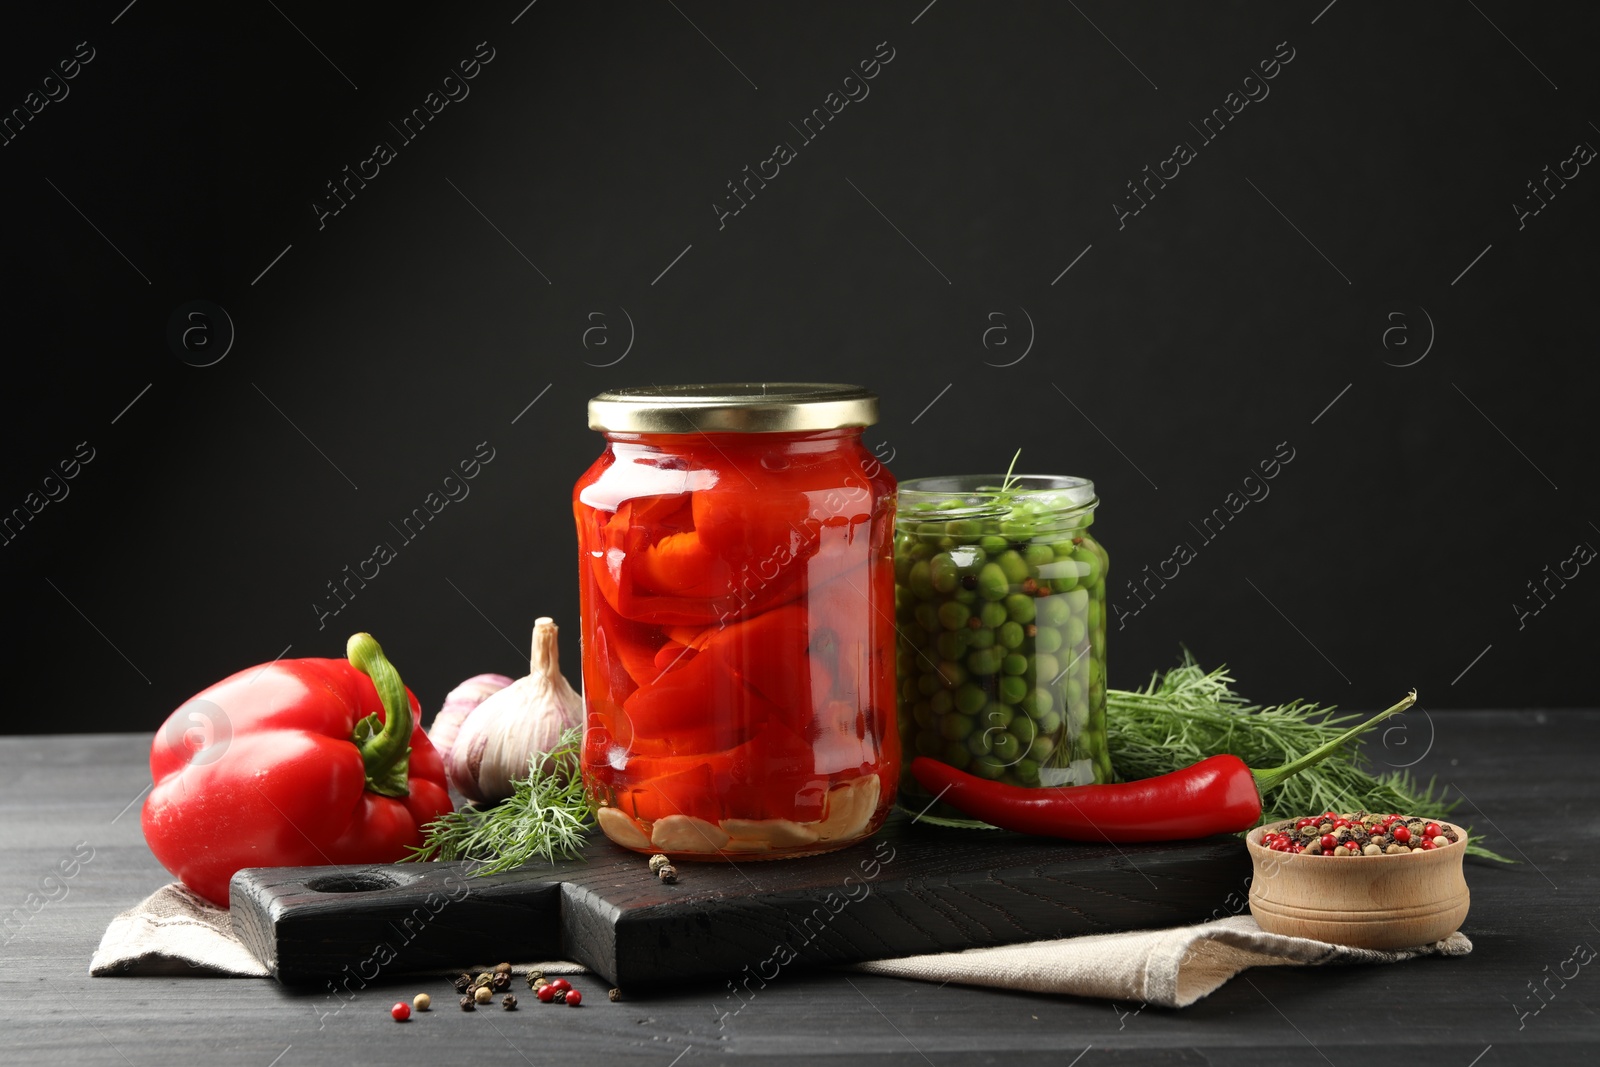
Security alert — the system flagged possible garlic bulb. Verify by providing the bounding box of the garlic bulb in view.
[448,617,584,803]
[426,673,513,766]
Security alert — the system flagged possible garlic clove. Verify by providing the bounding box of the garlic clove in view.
[596,807,652,850]
[721,818,821,848]
[722,837,773,853]
[427,673,513,766]
[814,775,882,842]
[649,815,730,853]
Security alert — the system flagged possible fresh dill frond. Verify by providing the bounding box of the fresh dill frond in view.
[1106,654,1511,862]
[407,725,592,874]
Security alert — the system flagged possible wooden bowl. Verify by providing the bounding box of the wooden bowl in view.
[1245,819,1470,949]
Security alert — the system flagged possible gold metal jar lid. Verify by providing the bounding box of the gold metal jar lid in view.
[588,383,878,434]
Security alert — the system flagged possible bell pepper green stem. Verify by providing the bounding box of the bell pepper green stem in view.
[1252,689,1417,795]
[347,632,413,797]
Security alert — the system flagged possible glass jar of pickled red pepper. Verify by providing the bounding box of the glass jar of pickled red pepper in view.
[893,475,1110,826]
[574,384,898,860]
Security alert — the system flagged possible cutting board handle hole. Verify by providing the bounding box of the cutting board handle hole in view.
[303,872,401,894]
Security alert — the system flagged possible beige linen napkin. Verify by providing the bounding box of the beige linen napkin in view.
[849,912,1472,1008]
[92,884,1469,1006]
[90,884,270,977]
[88,883,585,980]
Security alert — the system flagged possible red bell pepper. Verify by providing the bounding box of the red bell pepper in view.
[142,634,452,907]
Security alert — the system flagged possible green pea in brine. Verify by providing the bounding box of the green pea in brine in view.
[893,474,1109,826]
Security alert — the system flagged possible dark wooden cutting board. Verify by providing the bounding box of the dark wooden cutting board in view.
[231,813,1252,989]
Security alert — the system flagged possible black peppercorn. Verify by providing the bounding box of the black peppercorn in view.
[459,996,476,1012]
[502,994,518,1010]
[454,972,473,993]
[491,972,512,992]
[608,987,622,1002]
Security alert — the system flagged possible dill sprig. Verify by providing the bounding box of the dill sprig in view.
[997,448,1024,497]
[407,725,592,874]
[1107,653,1511,862]
[967,450,1026,504]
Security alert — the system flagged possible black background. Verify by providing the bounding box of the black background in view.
[3,1,1594,735]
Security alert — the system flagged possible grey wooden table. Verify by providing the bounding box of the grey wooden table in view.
[2,713,1595,1066]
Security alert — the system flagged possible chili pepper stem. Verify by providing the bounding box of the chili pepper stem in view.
[1251,689,1416,796]
[347,633,414,797]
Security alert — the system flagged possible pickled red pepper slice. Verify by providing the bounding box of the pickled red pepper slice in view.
[623,603,825,741]
[589,501,811,624]
[689,484,817,556]
[592,594,668,688]
[618,719,829,825]
[589,460,874,626]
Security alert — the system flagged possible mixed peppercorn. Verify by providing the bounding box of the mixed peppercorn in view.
[649,852,679,884]
[1260,811,1461,856]
[393,962,596,1020]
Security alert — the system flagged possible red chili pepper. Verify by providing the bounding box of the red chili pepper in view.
[142,633,452,906]
[911,691,1416,841]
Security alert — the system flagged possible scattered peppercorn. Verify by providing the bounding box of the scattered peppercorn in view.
[491,972,512,992]
[525,970,545,990]
[608,987,622,1002]
[549,978,572,993]
[502,994,518,1010]
[648,854,670,875]
[533,977,550,989]
[454,972,473,993]
[391,1002,411,1022]
[657,863,679,884]
[566,989,584,1007]
[474,985,493,1005]
[536,984,556,1003]
[494,962,513,974]
[459,996,476,1012]
[412,993,431,1012]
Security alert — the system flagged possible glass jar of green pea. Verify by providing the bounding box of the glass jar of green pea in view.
[893,475,1110,826]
